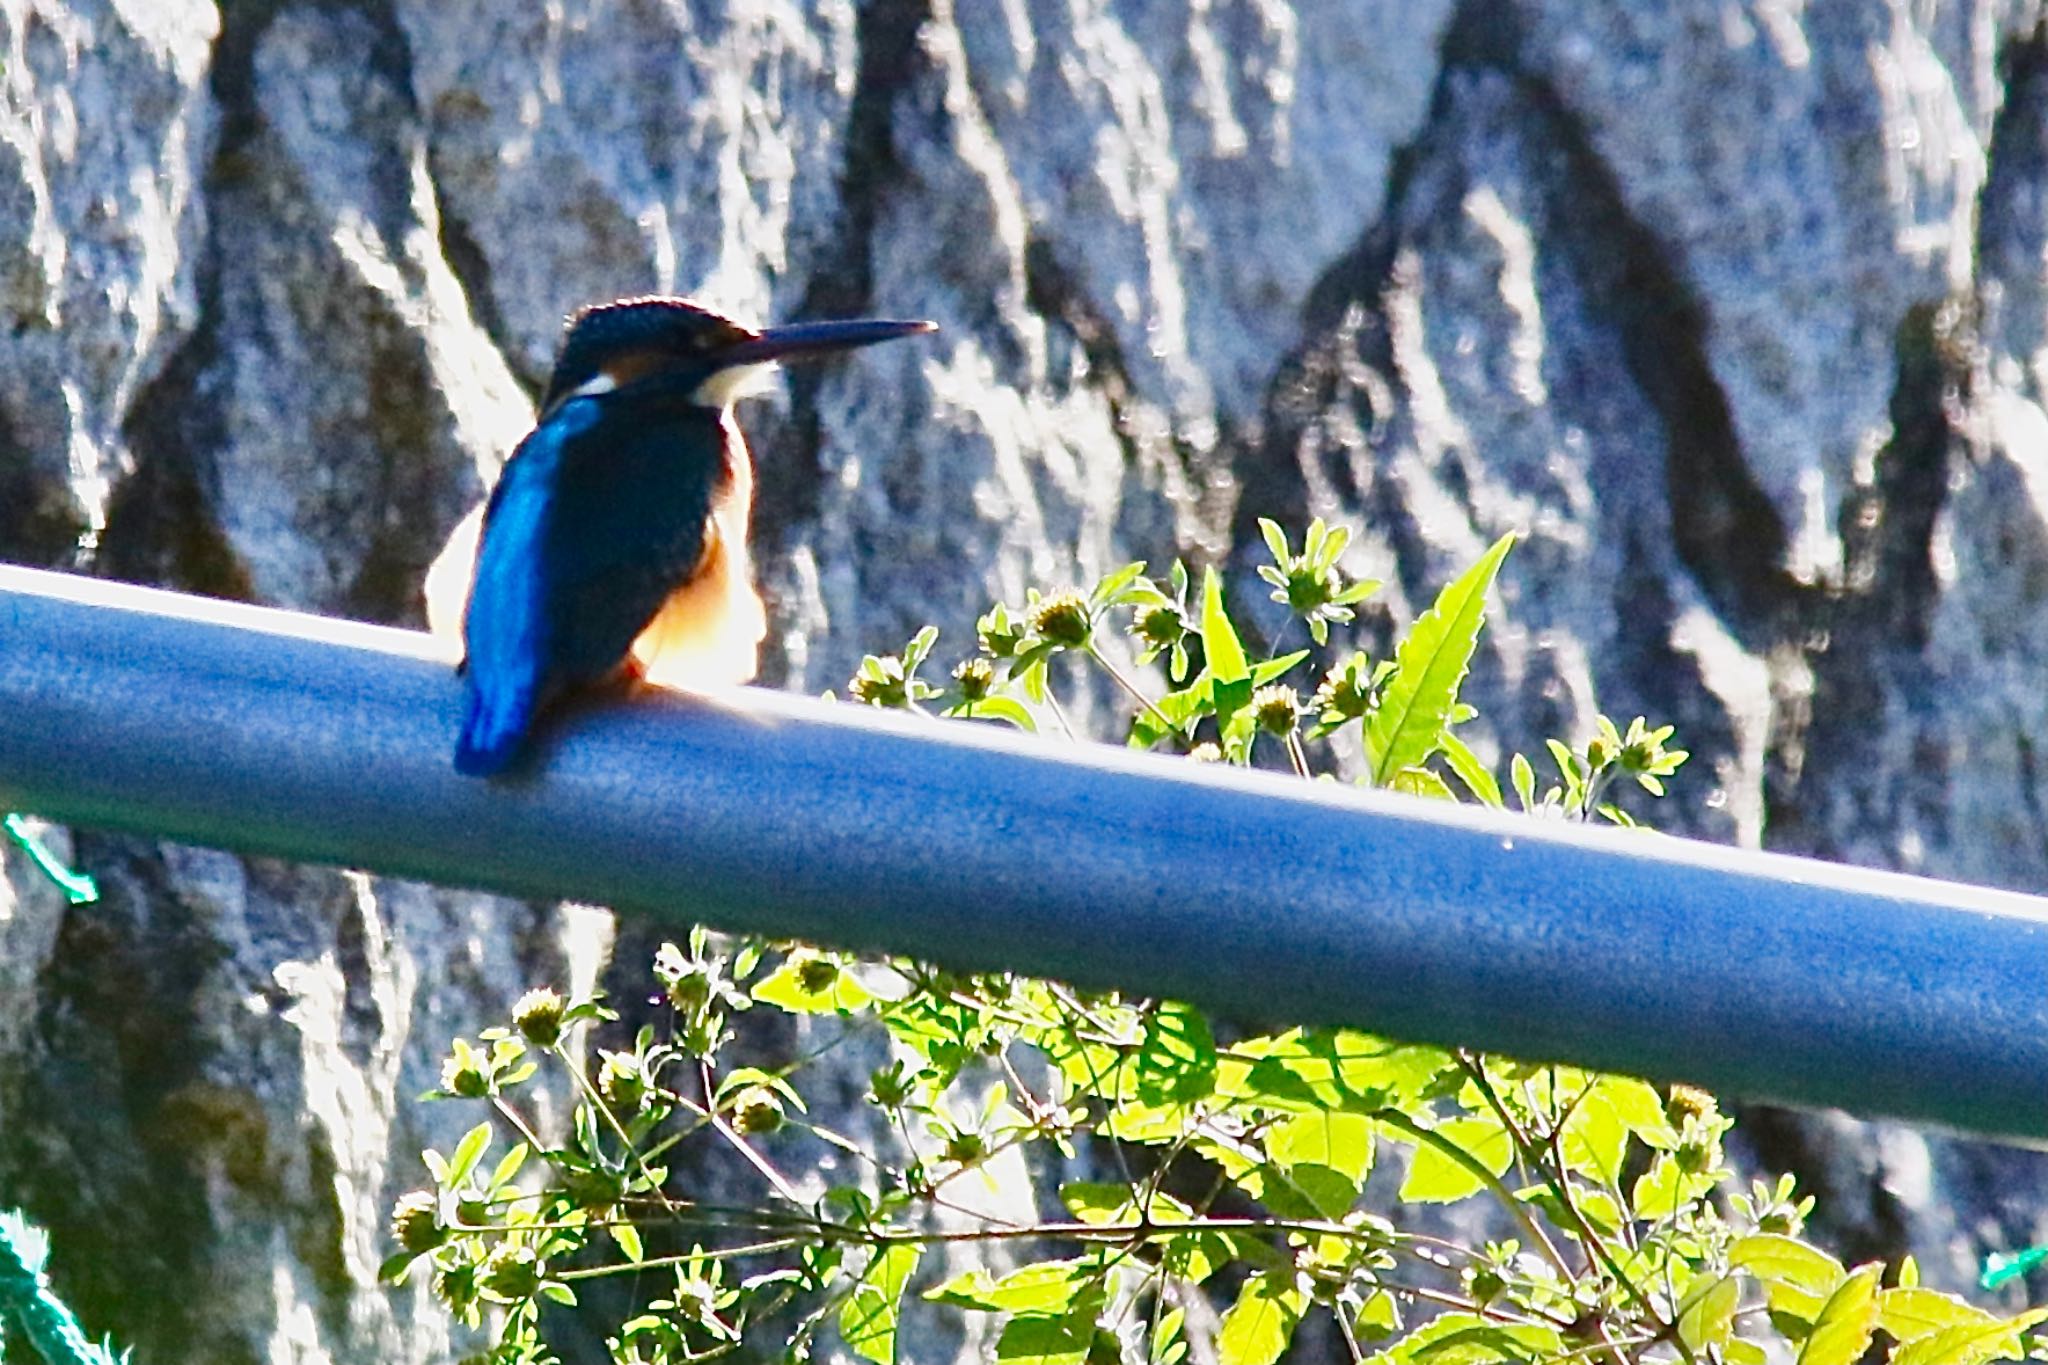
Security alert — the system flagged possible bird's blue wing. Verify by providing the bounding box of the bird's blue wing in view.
[454,404,587,775]
[455,390,725,775]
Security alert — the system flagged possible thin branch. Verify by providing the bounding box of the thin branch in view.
[1457,1053,1687,1365]
[701,1057,808,1207]
[1042,686,1079,741]
[555,1043,688,1218]
[1086,642,1178,735]
[1369,1105,1574,1284]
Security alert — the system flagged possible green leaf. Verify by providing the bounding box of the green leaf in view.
[611,1220,644,1263]
[1217,1271,1307,1365]
[1153,1307,1189,1365]
[1879,1287,1997,1342]
[1390,767,1455,800]
[1553,1099,1622,1193]
[1599,1076,1679,1144]
[752,952,875,1015]
[1058,1182,1133,1225]
[1251,651,1310,685]
[1267,1111,1374,1180]
[1510,752,1537,809]
[1631,1147,1719,1218]
[1561,1077,1672,1184]
[1364,533,1514,786]
[1216,1030,1449,1115]
[1134,1003,1218,1104]
[1731,1234,1846,1294]
[1161,1232,1231,1285]
[1127,677,1211,747]
[1241,1159,1351,1222]
[447,1122,492,1188]
[963,695,1039,732]
[715,1066,805,1111]
[1439,734,1502,806]
[1892,1310,2048,1365]
[1103,1099,1196,1143]
[1798,1265,1881,1365]
[841,1244,921,1365]
[1201,567,1249,684]
[488,1141,530,1193]
[1545,737,1578,781]
[1407,1319,1565,1365]
[1354,1289,1401,1340]
[1093,562,1148,607]
[1397,1116,1512,1203]
[995,1315,1092,1365]
[1218,686,1257,761]
[1265,1112,1373,1218]
[1677,1274,1740,1351]
[927,1259,1093,1316]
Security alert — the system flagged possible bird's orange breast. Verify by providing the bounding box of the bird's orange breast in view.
[633,413,764,689]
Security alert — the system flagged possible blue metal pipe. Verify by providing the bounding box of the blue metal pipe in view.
[0,565,2043,1141]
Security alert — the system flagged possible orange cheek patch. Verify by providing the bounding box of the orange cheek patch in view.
[601,349,666,389]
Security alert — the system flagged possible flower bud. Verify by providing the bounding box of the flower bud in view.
[478,1243,545,1300]
[1251,684,1301,736]
[390,1191,444,1254]
[441,1053,490,1099]
[1030,591,1094,648]
[598,1051,649,1112]
[952,656,994,702]
[512,988,566,1048]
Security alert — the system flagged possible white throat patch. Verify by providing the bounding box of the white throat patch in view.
[691,361,778,410]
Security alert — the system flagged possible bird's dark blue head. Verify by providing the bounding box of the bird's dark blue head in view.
[539,296,935,418]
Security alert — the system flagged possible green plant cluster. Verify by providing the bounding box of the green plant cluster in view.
[845,522,1679,816]
[388,526,2044,1365]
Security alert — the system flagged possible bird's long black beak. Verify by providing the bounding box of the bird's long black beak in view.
[719,318,937,367]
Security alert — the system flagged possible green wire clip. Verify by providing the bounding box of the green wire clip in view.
[1981,1244,2048,1292]
[0,1208,129,1364]
[2,815,97,905]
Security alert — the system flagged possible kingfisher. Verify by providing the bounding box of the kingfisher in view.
[424,296,935,777]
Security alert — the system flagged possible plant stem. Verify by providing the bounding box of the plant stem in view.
[489,1095,550,1162]
[1086,642,1178,735]
[558,1234,812,1280]
[700,1058,808,1207]
[1334,1301,1368,1365]
[1043,686,1079,741]
[1456,1054,1689,1365]
[1578,766,1617,822]
[554,1043,688,1218]
[1369,1106,1575,1285]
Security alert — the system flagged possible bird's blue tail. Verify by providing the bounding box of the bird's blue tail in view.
[454,678,536,777]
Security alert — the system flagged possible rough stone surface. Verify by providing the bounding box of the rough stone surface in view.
[0,0,2046,1359]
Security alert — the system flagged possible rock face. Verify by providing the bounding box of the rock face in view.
[1,0,2046,1359]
